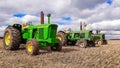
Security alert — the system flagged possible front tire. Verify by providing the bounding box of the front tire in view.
[26,39,39,55]
[103,40,107,45]
[3,26,21,50]
[96,40,103,46]
[51,41,62,51]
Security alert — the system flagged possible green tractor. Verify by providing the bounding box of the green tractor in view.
[92,31,107,46]
[3,11,62,55]
[57,22,107,47]
[57,30,95,48]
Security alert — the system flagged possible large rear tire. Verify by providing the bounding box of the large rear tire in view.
[56,32,66,46]
[3,26,21,50]
[26,39,39,55]
[76,40,88,48]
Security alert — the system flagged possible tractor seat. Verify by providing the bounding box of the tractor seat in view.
[22,24,28,29]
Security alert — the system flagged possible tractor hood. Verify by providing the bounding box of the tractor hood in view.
[28,24,58,29]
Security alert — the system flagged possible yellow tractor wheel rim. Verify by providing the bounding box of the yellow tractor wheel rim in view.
[5,32,11,46]
[27,43,33,52]
[57,36,62,41]
[98,41,102,45]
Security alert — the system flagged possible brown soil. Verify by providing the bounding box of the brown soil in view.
[0,39,120,68]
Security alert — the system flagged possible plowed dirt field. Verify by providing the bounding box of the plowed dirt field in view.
[0,39,120,68]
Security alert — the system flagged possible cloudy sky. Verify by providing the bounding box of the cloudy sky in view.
[0,0,120,39]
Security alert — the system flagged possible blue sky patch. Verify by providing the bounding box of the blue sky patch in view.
[106,0,112,5]
[57,17,72,25]
[62,17,71,21]
[57,22,65,25]
[13,13,26,18]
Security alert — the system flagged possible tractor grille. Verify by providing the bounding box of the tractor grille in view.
[50,26,57,38]
[39,28,44,39]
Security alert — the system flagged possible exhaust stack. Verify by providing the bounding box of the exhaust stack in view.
[96,30,100,34]
[40,11,44,24]
[47,14,51,24]
[80,21,82,30]
[96,30,99,34]
[84,22,87,30]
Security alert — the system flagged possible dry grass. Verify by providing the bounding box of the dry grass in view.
[0,39,120,68]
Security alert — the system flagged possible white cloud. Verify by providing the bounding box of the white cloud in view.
[0,26,7,37]
[0,0,120,39]
[106,35,120,40]
[87,19,120,30]
[0,26,6,31]
[22,15,39,24]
